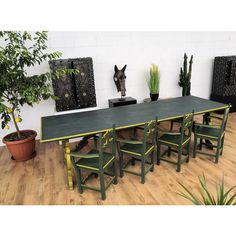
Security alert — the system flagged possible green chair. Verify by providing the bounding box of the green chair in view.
[157,112,194,172]
[71,125,118,200]
[193,106,230,163]
[116,119,157,184]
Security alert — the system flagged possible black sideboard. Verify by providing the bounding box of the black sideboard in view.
[108,97,137,108]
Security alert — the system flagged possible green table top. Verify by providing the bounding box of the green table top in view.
[40,96,228,143]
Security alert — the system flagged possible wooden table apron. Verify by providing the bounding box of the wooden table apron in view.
[40,96,228,190]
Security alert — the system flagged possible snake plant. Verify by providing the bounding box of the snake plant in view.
[177,173,236,205]
[146,64,160,94]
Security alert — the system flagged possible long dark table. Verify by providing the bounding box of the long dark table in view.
[40,96,228,189]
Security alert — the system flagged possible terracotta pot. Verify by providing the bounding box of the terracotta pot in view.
[150,93,159,101]
[3,130,37,161]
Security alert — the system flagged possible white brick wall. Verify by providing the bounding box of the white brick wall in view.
[1,31,236,146]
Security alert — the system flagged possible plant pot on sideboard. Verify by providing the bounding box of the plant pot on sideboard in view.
[150,93,159,101]
[3,130,37,161]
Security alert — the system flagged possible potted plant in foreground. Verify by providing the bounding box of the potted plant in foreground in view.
[146,64,160,101]
[0,31,76,161]
[177,173,236,205]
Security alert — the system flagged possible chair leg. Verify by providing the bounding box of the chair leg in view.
[167,146,171,157]
[220,136,225,155]
[170,120,174,131]
[215,139,222,164]
[99,171,106,200]
[186,142,191,163]
[120,152,124,177]
[133,127,138,139]
[176,147,182,172]
[193,135,197,158]
[76,168,83,194]
[150,151,155,172]
[93,137,98,149]
[113,160,118,185]
[157,143,161,165]
[131,157,135,166]
[199,138,203,150]
[141,156,145,184]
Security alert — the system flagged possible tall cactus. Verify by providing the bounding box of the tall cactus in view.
[178,53,193,96]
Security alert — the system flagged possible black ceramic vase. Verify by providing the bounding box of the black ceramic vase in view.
[150,93,159,101]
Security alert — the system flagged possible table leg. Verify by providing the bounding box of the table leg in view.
[203,112,213,149]
[62,140,73,190]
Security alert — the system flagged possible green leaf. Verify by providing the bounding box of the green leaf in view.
[146,64,160,94]
[198,174,216,204]
[177,181,202,205]
[225,192,236,205]
[177,173,236,205]
[0,31,67,134]
[223,185,236,204]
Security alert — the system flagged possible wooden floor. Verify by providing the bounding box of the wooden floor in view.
[0,113,236,205]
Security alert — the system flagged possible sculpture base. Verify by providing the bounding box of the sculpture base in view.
[118,97,126,101]
[108,97,137,108]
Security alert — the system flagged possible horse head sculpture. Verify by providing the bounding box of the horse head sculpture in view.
[113,65,127,100]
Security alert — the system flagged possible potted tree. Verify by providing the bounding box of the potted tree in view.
[146,64,160,101]
[0,31,76,161]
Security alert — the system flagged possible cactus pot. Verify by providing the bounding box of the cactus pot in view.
[3,130,37,161]
[150,93,159,101]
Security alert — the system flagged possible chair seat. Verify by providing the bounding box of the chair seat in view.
[158,134,190,147]
[120,142,154,156]
[74,149,115,170]
[195,126,221,139]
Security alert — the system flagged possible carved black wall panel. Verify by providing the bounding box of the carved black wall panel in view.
[71,58,97,109]
[49,59,78,112]
[49,57,97,112]
[210,56,236,112]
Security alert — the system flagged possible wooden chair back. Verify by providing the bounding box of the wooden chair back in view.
[98,125,116,167]
[220,106,230,134]
[180,111,194,142]
[142,118,157,155]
